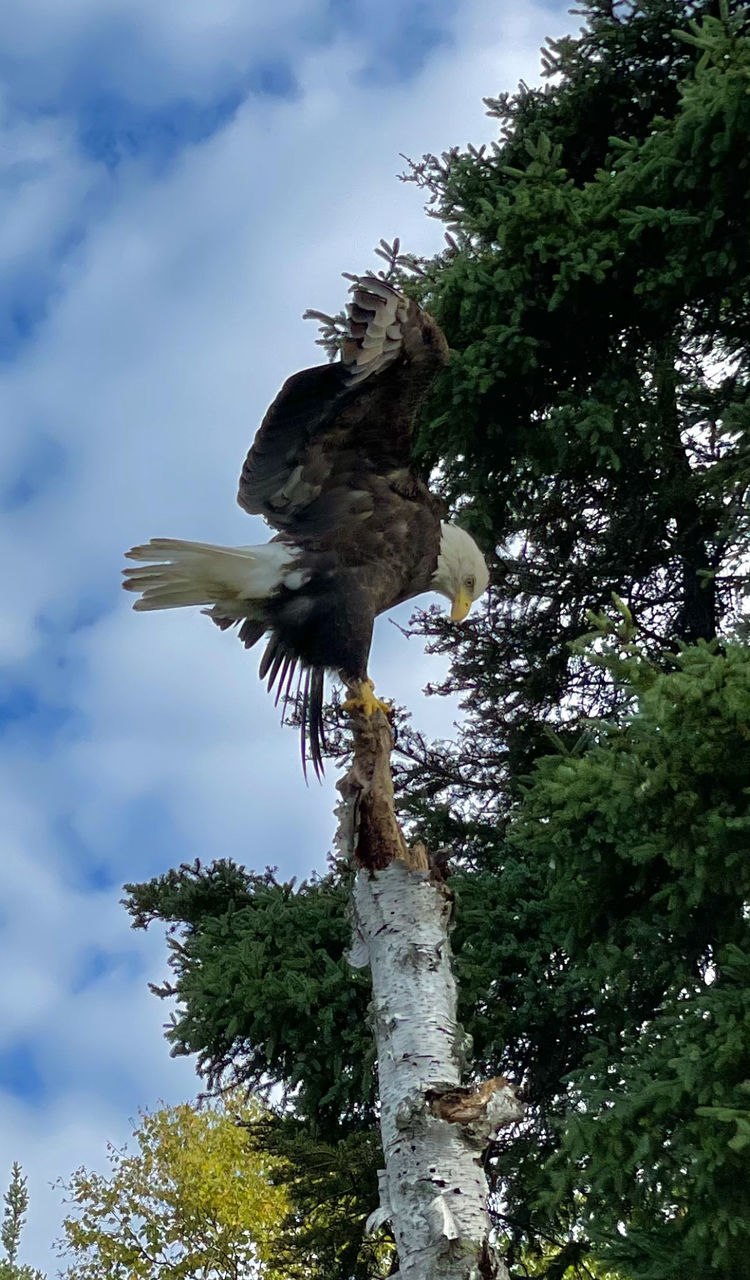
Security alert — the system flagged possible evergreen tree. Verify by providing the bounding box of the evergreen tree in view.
[399,0,750,798]
[0,1164,45,1280]
[125,3,750,1276]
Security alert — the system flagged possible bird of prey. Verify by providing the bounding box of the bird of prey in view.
[123,275,489,774]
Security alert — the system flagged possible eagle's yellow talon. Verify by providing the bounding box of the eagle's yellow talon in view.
[344,678,392,719]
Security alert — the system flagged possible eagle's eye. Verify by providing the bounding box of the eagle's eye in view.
[465,575,475,593]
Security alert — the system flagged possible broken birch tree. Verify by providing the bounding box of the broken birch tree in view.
[336,705,523,1280]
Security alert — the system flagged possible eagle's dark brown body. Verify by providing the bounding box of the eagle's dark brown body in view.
[217,284,449,770]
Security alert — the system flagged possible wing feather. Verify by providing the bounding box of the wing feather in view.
[237,277,448,544]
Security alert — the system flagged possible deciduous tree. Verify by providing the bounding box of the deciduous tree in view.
[57,1096,288,1280]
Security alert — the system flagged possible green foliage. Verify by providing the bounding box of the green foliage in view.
[0,1265,45,1280]
[399,0,750,786]
[248,1119,393,1279]
[509,637,750,1277]
[0,1164,45,1280]
[125,863,375,1135]
[57,1094,288,1279]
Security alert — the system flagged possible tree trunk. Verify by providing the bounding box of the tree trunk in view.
[654,341,718,644]
[337,707,523,1280]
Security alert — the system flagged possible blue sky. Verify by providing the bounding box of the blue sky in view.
[0,0,571,1269]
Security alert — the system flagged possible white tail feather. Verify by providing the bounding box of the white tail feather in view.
[122,538,298,614]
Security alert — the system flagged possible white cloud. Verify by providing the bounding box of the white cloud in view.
[0,0,571,1270]
[0,105,94,283]
[1,0,313,104]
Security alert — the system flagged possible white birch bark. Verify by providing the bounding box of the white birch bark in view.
[349,859,523,1280]
[338,707,522,1279]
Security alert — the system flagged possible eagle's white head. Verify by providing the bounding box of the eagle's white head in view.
[432,521,490,622]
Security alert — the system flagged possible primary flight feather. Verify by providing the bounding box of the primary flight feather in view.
[123,276,489,775]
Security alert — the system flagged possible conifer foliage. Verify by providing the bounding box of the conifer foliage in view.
[0,1164,45,1280]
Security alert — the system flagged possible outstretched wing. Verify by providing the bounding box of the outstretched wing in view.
[237,277,448,545]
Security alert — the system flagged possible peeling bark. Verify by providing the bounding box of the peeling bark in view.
[337,707,523,1279]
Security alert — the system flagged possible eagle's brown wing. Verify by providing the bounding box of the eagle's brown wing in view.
[237,277,448,547]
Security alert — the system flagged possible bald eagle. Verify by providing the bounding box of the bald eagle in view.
[123,276,488,774]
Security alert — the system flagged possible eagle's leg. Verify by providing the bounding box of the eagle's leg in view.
[343,677,392,719]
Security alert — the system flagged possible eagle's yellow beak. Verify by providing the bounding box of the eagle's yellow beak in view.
[450,589,472,623]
